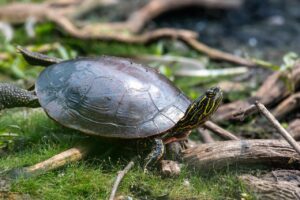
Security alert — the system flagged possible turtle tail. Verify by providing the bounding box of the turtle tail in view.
[17,46,62,67]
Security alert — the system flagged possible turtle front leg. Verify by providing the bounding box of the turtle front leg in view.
[143,138,165,172]
[0,83,39,110]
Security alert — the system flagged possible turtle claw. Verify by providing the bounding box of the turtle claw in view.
[143,168,149,174]
[2,167,32,180]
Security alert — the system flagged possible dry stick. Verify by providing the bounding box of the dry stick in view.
[288,119,300,140]
[232,104,257,120]
[183,139,300,170]
[109,160,135,200]
[183,37,256,67]
[272,92,300,119]
[198,128,215,143]
[203,121,239,140]
[4,144,91,178]
[255,102,300,156]
[23,145,90,176]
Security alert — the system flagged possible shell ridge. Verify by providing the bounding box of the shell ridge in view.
[68,107,120,127]
[152,120,160,135]
[147,89,160,112]
[114,90,127,119]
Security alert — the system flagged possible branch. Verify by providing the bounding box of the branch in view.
[183,37,255,67]
[255,102,300,156]
[272,92,300,119]
[7,144,91,179]
[203,121,239,140]
[198,128,215,143]
[183,139,300,171]
[232,104,257,120]
[288,119,300,140]
[109,160,134,200]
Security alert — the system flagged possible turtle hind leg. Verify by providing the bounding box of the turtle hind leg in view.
[143,139,165,173]
[17,46,62,67]
[0,83,40,110]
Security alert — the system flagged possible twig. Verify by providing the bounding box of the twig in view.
[3,144,91,179]
[109,160,135,200]
[272,92,300,119]
[288,119,300,140]
[183,37,256,67]
[203,121,239,140]
[198,128,215,143]
[232,104,257,120]
[255,102,300,156]
[25,145,90,175]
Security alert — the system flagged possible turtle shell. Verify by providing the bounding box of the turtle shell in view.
[35,56,191,139]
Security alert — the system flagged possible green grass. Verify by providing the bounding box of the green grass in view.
[0,109,254,199]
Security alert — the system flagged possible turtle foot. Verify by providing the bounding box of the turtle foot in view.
[2,167,33,180]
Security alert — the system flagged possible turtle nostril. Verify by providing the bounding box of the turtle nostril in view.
[212,87,220,93]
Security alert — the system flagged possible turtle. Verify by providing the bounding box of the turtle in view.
[0,47,222,173]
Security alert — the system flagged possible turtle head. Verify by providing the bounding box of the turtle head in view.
[174,87,223,132]
[194,86,223,123]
